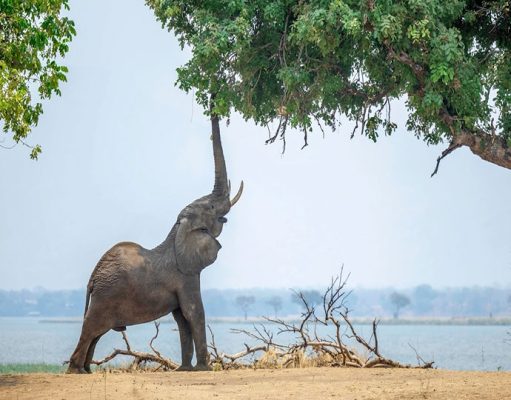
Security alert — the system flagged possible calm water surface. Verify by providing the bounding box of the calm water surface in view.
[0,317,509,371]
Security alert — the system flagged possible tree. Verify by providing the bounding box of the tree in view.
[235,295,255,320]
[147,0,511,173]
[291,290,322,311]
[412,284,437,315]
[0,0,75,158]
[389,291,410,319]
[266,295,283,317]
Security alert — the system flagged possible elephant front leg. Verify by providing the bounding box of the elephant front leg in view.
[172,308,194,371]
[179,293,211,371]
[191,321,210,371]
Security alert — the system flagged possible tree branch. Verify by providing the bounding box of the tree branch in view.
[226,269,433,369]
[385,42,511,173]
[431,140,463,177]
[92,322,179,371]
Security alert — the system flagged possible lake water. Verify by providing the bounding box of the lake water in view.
[0,317,509,371]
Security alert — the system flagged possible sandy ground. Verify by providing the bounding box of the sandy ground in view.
[1,368,510,400]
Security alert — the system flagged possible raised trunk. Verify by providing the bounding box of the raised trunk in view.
[210,105,228,197]
[454,131,511,170]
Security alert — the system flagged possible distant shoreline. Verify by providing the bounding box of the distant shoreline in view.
[32,316,511,326]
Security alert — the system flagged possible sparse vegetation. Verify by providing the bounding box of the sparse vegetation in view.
[0,363,64,374]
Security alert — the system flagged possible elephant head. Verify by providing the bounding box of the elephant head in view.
[174,113,243,275]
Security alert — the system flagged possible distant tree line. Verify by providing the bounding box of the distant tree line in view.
[0,285,510,318]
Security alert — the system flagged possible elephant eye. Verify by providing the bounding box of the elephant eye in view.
[200,227,209,233]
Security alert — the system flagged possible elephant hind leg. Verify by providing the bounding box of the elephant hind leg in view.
[67,314,111,374]
[67,332,93,374]
[84,333,106,373]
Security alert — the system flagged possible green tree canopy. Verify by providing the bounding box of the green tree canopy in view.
[0,0,75,158]
[147,0,511,173]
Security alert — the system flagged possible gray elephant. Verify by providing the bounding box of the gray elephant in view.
[66,112,242,373]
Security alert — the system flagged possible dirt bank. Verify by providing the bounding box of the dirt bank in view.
[1,368,510,400]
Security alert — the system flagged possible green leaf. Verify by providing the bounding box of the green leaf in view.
[0,0,75,158]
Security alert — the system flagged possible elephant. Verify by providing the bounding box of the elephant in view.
[66,111,243,373]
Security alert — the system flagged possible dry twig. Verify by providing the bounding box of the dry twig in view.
[91,321,179,371]
[213,267,434,370]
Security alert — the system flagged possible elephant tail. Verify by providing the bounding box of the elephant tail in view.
[83,283,93,317]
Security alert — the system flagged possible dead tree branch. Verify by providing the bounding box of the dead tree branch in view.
[91,321,179,371]
[408,343,435,368]
[217,268,433,369]
[208,325,268,369]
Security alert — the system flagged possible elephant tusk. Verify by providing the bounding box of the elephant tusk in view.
[230,181,244,207]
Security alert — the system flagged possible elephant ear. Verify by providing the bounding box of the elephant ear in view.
[175,217,220,275]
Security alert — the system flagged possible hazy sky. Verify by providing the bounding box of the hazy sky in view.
[1,0,510,291]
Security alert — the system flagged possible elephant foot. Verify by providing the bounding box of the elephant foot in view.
[193,364,212,372]
[176,365,193,372]
[66,364,88,374]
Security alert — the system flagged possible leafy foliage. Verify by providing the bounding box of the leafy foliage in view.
[0,0,75,158]
[146,0,511,161]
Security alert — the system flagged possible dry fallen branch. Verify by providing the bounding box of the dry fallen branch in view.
[91,321,179,371]
[210,267,434,370]
[409,343,434,368]
[208,324,268,370]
